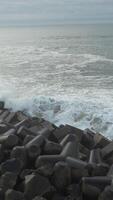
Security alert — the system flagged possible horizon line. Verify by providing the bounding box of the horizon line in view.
[0,22,113,28]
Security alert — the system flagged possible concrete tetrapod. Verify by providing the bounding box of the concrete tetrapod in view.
[88,148,109,176]
[0,172,17,192]
[25,135,45,159]
[0,131,18,148]
[5,189,24,200]
[11,146,27,168]
[81,176,112,190]
[99,185,113,200]
[35,139,79,168]
[24,173,51,200]
[52,161,71,191]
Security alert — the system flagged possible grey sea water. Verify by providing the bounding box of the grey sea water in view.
[0,24,113,138]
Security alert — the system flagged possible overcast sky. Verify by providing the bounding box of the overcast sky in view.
[0,0,113,26]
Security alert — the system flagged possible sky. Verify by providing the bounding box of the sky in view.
[0,0,113,26]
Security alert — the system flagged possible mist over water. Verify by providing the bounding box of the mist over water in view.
[0,25,113,138]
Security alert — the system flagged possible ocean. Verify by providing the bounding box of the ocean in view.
[0,24,113,138]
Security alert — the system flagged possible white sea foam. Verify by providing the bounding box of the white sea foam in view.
[0,26,113,140]
[1,94,113,139]
[0,46,113,139]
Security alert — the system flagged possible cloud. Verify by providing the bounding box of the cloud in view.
[0,0,113,26]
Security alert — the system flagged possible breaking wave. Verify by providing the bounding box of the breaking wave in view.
[1,95,113,139]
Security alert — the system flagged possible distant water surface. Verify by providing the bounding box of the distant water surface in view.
[0,24,113,138]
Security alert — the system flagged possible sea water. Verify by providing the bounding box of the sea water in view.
[0,24,113,138]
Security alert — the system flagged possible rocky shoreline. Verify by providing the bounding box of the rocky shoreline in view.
[0,101,113,200]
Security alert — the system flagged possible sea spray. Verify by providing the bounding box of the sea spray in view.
[0,95,113,139]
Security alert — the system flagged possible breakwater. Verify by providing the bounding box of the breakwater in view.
[0,101,113,200]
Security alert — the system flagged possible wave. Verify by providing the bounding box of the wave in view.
[1,95,113,139]
[76,54,113,65]
[1,46,113,139]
